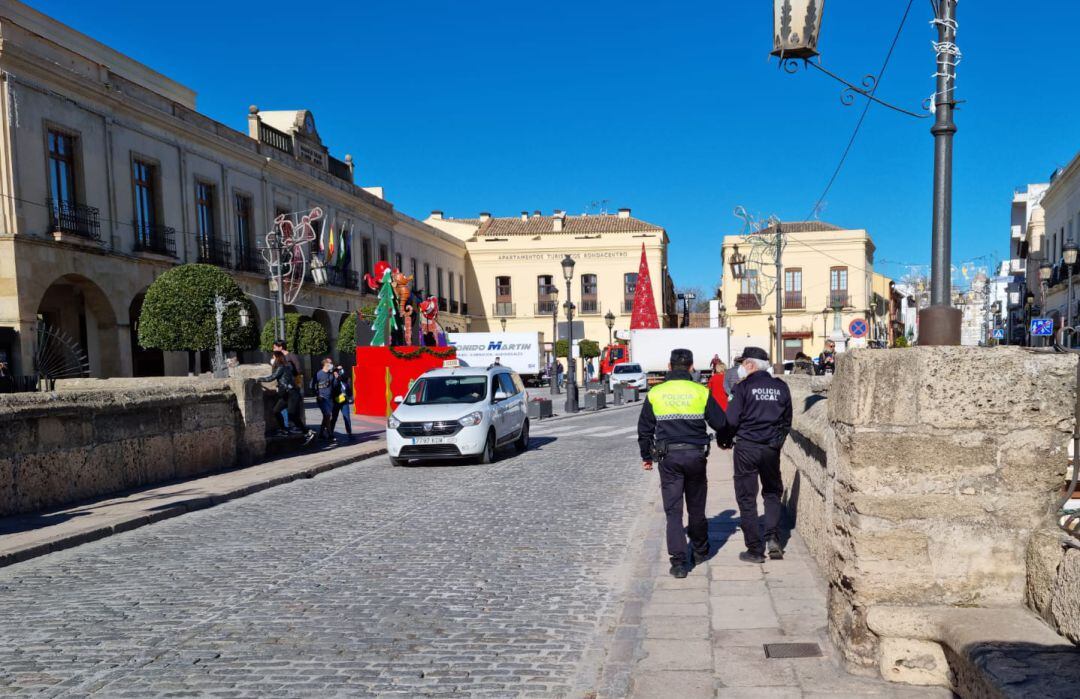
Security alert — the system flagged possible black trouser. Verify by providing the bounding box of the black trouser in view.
[658,448,709,566]
[733,440,784,555]
[286,389,306,430]
[331,400,352,435]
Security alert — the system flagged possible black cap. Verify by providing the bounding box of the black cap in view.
[741,346,769,362]
[670,348,694,367]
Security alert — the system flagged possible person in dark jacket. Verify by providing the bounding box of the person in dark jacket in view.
[258,351,314,444]
[719,346,793,563]
[313,357,337,441]
[330,365,354,440]
[638,348,728,578]
[816,339,837,375]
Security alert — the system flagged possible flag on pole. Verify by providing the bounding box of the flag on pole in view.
[319,217,329,253]
[327,221,337,261]
[337,224,349,270]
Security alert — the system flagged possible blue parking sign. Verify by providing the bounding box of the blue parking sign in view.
[1030,318,1054,337]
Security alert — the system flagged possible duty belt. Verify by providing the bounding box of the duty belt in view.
[667,442,707,452]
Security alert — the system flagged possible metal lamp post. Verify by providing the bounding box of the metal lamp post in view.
[1040,261,1053,346]
[772,0,963,345]
[561,254,578,413]
[990,300,1001,344]
[1065,239,1079,345]
[604,310,616,346]
[549,286,560,395]
[1025,291,1035,346]
[212,295,250,378]
[728,245,746,282]
[1007,285,1020,346]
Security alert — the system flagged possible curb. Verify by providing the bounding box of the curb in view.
[533,396,643,424]
[0,446,387,569]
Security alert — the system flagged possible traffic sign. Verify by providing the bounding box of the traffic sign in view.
[848,319,868,338]
[1030,318,1054,337]
[992,328,1005,340]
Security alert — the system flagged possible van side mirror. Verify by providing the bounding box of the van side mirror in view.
[493,390,509,402]
[393,395,403,404]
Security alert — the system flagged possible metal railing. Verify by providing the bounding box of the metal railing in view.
[449,299,459,314]
[196,237,231,268]
[234,247,264,274]
[325,267,359,290]
[48,198,101,241]
[460,302,469,316]
[783,292,804,309]
[580,299,600,315]
[438,297,448,312]
[328,156,352,182]
[132,221,176,256]
[736,293,761,311]
[493,302,515,317]
[535,300,558,316]
[829,292,852,309]
[258,123,293,155]
[623,299,634,314]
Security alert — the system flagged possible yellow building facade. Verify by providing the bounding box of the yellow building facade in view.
[425,210,676,347]
[720,222,877,361]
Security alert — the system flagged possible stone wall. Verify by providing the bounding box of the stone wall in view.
[0,376,266,517]
[779,347,1077,684]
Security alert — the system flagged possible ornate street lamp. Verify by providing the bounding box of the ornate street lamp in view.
[1065,239,1079,340]
[728,245,747,281]
[310,256,329,286]
[561,254,578,413]
[500,317,507,333]
[604,310,616,346]
[772,0,824,60]
[549,285,560,395]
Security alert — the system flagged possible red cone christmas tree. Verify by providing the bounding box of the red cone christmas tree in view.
[630,243,660,329]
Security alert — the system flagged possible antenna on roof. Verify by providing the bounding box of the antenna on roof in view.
[586,199,610,215]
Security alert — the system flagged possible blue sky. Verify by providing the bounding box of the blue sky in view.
[29,0,1080,291]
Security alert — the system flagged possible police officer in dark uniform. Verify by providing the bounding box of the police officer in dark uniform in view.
[638,348,727,578]
[719,346,793,563]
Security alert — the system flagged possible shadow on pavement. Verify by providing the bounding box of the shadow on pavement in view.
[705,508,741,558]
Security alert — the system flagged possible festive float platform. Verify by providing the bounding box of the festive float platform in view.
[353,345,456,417]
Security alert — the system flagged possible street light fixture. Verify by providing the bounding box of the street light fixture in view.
[500,317,507,333]
[1065,239,1079,344]
[212,295,250,379]
[549,286,561,395]
[728,245,747,280]
[310,256,329,286]
[561,254,578,413]
[771,0,824,60]
[604,310,616,346]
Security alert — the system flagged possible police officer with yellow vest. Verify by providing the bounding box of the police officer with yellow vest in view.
[638,348,728,578]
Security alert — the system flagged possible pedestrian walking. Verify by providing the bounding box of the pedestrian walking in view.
[709,354,723,375]
[556,360,565,390]
[638,348,728,578]
[585,359,595,383]
[330,365,354,440]
[718,347,792,563]
[272,339,304,428]
[314,357,336,441]
[722,355,743,397]
[258,351,315,445]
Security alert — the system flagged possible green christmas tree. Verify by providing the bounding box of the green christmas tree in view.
[370,270,398,347]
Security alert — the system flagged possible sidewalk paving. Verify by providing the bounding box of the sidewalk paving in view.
[620,448,955,699]
[0,415,387,569]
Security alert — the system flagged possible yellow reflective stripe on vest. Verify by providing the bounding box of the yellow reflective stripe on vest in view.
[648,380,708,419]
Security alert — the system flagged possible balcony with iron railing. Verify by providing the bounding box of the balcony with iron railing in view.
[328,156,352,183]
[783,292,804,310]
[196,237,231,268]
[828,292,852,309]
[736,293,761,311]
[325,267,359,290]
[460,302,469,316]
[49,198,101,241]
[535,300,558,316]
[449,299,460,314]
[580,299,600,315]
[233,246,264,274]
[623,299,634,314]
[258,122,293,155]
[438,297,448,312]
[132,221,176,257]
[493,302,515,317]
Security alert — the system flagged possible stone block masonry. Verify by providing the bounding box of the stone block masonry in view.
[0,376,266,517]
[779,347,1080,694]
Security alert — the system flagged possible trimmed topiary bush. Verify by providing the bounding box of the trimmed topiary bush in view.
[139,263,257,352]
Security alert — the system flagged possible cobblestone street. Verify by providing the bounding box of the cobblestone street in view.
[0,407,653,697]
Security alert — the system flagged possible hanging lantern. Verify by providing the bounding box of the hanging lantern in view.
[772,0,824,60]
[728,245,747,281]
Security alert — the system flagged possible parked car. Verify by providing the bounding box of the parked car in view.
[386,365,530,466]
[608,362,647,392]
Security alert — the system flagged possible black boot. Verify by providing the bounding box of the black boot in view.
[669,564,688,579]
[738,550,766,564]
[766,538,784,560]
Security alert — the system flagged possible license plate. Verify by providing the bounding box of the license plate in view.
[412,436,450,445]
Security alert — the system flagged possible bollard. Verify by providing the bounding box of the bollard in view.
[613,383,624,405]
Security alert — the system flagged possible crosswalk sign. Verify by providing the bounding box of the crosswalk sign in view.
[992,328,1005,340]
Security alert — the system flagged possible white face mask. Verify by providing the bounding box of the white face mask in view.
[736,365,748,381]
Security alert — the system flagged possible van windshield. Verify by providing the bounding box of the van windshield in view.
[613,364,642,374]
[405,375,488,405]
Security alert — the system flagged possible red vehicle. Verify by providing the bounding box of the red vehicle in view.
[599,343,630,378]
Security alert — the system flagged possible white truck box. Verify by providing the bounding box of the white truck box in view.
[629,328,732,375]
[446,332,544,379]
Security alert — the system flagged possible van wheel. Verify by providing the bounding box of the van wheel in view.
[477,430,496,464]
[514,419,530,453]
[390,456,407,467]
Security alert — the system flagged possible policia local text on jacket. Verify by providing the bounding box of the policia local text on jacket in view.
[637,368,727,572]
[720,366,793,559]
